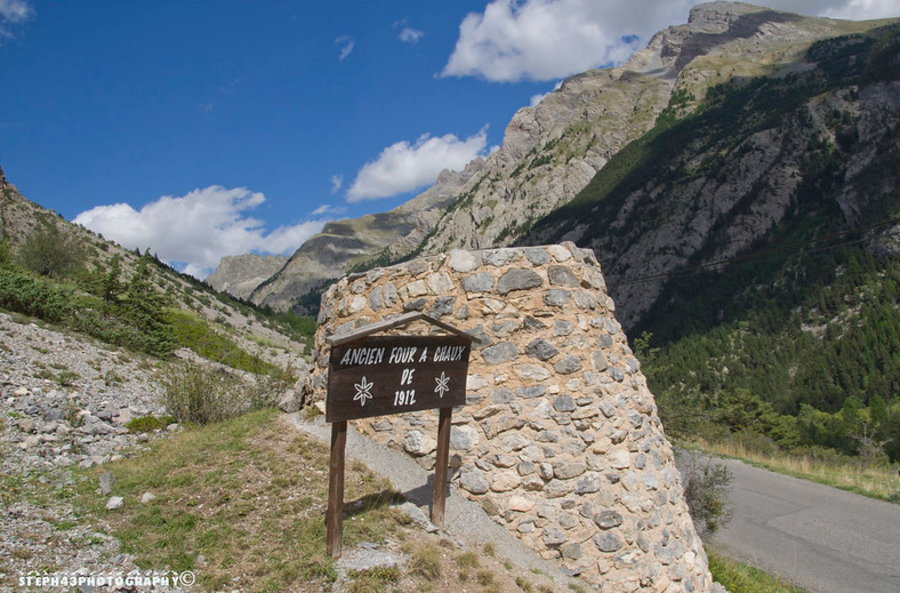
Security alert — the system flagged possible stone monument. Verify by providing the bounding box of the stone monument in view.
[308,243,717,592]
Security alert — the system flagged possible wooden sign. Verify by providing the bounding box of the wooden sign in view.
[326,334,470,423]
[324,313,474,558]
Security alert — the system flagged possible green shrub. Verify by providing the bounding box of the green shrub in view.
[160,360,246,425]
[125,415,176,433]
[158,355,289,426]
[0,240,13,269]
[56,370,80,387]
[64,402,84,428]
[0,259,174,358]
[167,310,276,374]
[103,369,124,386]
[0,270,74,322]
[16,225,85,279]
[681,451,734,535]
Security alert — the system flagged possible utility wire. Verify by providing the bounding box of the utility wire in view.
[607,217,900,288]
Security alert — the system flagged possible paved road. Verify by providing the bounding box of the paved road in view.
[287,417,899,592]
[701,455,900,593]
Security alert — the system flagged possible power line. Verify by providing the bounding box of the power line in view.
[607,217,900,288]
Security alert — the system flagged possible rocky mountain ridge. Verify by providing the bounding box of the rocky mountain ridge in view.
[248,158,484,312]
[205,253,288,301]
[210,2,893,317]
[418,2,870,258]
[523,23,900,328]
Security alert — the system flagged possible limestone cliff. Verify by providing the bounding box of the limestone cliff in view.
[206,253,288,301]
[248,159,484,312]
[523,20,900,328]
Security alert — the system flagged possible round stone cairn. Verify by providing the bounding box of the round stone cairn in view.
[308,243,716,592]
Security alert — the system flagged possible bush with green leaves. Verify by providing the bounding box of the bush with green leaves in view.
[0,252,175,357]
[160,357,291,425]
[125,414,176,433]
[167,310,275,374]
[160,360,245,425]
[681,450,734,535]
[0,269,75,322]
[16,224,85,279]
[0,240,13,269]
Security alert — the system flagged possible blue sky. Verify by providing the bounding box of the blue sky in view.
[2,0,897,277]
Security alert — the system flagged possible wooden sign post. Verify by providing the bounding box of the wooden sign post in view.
[324,313,473,558]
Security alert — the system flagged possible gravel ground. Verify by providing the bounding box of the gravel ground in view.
[0,311,180,592]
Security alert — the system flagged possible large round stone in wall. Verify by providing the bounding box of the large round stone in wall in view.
[309,243,716,592]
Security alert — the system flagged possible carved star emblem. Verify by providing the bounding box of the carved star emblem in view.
[434,372,451,399]
[354,376,374,406]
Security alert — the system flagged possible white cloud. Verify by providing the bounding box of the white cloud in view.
[73,186,326,279]
[219,78,240,94]
[0,0,33,42]
[399,27,425,44]
[330,174,343,194]
[441,0,683,82]
[335,35,354,61]
[765,0,899,19]
[530,81,563,106]
[347,128,490,202]
[311,204,347,217]
[442,0,899,83]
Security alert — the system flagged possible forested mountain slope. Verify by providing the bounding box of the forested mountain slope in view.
[522,21,900,460]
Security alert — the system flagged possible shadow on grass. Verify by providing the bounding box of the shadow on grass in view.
[344,489,407,518]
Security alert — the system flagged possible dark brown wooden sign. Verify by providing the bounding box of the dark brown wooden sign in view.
[324,313,474,558]
[326,334,470,423]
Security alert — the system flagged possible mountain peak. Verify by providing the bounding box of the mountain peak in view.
[687,1,785,30]
[205,253,288,301]
[624,1,841,80]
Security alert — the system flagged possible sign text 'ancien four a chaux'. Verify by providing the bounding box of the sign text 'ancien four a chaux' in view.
[326,334,470,423]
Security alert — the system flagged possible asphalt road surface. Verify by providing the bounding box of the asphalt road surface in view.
[702,455,900,593]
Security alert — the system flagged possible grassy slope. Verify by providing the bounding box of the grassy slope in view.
[67,409,807,593]
[70,410,570,593]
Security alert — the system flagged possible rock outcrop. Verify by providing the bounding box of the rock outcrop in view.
[308,244,716,592]
[206,253,288,301]
[249,159,484,312]
[524,35,900,327]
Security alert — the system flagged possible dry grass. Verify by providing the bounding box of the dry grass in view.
[701,439,900,502]
[72,409,566,593]
[75,409,401,592]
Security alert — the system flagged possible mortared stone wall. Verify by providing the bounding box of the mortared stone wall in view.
[308,243,717,593]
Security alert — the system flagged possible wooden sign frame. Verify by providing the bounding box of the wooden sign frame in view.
[324,313,474,558]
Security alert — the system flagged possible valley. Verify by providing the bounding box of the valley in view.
[2,2,900,592]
